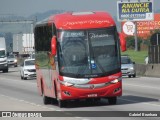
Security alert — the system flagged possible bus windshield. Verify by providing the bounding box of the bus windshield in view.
[57,27,120,78]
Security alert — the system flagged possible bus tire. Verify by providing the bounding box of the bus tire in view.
[58,100,66,108]
[43,94,51,105]
[51,98,57,105]
[108,97,117,105]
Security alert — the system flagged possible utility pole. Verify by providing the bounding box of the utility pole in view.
[0,20,35,24]
[134,21,138,51]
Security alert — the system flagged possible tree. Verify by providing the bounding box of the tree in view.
[126,36,143,51]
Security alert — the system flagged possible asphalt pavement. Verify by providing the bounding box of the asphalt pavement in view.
[0,67,160,120]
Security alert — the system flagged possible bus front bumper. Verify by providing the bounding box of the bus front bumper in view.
[59,81,122,100]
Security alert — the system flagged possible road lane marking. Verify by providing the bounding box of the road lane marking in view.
[119,98,160,107]
[124,83,160,90]
[141,77,160,80]
[0,94,89,119]
[0,76,36,85]
[0,94,56,111]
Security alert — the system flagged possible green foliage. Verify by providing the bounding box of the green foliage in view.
[150,29,160,35]
[121,50,148,64]
[126,36,135,49]
[126,36,143,50]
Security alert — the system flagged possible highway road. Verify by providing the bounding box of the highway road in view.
[0,67,160,120]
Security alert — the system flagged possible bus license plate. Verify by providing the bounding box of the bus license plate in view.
[88,94,97,97]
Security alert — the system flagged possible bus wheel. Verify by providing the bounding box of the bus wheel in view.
[51,98,57,105]
[43,94,51,105]
[108,97,117,105]
[58,100,66,108]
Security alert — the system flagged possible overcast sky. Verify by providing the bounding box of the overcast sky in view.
[0,0,159,17]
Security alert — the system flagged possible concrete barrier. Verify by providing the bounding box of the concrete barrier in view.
[135,64,146,76]
[145,64,160,77]
[135,64,160,77]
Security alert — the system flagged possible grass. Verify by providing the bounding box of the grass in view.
[121,49,148,64]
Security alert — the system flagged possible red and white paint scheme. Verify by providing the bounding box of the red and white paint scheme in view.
[34,11,126,108]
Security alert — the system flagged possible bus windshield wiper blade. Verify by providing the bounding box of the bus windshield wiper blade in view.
[76,64,88,78]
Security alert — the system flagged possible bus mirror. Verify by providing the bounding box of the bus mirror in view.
[119,33,126,52]
[51,36,57,55]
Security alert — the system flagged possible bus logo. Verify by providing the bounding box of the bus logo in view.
[89,85,95,89]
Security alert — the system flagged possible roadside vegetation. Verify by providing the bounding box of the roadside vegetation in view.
[121,36,149,64]
[121,50,147,64]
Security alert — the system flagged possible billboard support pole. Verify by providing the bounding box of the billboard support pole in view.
[134,21,138,51]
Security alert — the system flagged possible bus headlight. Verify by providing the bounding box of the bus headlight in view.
[110,79,118,84]
[59,80,74,87]
[110,77,122,84]
[64,82,74,87]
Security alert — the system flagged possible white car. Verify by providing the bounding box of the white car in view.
[20,59,36,80]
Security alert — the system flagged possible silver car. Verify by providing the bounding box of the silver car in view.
[7,54,18,67]
[121,56,136,78]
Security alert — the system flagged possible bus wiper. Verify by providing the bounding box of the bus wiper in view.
[76,64,88,78]
[94,57,106,73]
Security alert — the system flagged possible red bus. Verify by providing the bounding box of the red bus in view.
[34,11,126,108]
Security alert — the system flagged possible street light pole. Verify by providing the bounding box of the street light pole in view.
[134,21,138,51]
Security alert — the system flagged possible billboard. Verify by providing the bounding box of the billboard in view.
[123,21,135,35]
[117,0,153,21]
[121,14,160,39]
